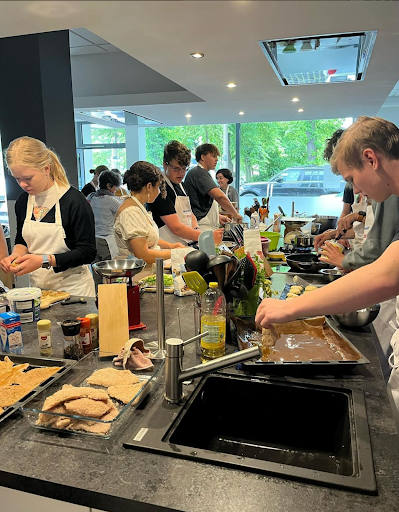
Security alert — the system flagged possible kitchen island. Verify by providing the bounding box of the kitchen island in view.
[1,274,399,512]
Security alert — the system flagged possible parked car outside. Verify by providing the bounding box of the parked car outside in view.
[239,165,345,197]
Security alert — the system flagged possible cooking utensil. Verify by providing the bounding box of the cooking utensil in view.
[61,297,87,306]
[264,214,283,232]
[182,271,208,296]
[319,268,345,282]
[184,250,210,275]
[98,283,129,354]
[285,253,334,273]
[310,222,322,235]
[207,255,232,289]
[278,206,286,216]
[223,258,248,302]
[92,258,146,278]
[243,254,257,291]
[292,275,312,288]
[198,231,216,257]
[331,304,380,329]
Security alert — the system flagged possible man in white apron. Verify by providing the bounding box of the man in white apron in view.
[149,141,224,245]
[184,143,243,231]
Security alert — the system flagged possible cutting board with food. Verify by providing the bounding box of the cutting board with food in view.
[140,274,174,293]
[40,290,71,309]
[279,283,319,300]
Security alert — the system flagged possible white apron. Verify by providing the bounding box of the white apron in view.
[387,297,399,413]
[96,234,119,259]
[22,183,95,297]
[349,195,369,249]
[198,198,219,232]
[159,178,193,245]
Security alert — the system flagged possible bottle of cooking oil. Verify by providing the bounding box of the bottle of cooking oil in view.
[200,282,226,362]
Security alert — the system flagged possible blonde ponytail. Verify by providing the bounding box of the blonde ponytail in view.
[5,136,70,187]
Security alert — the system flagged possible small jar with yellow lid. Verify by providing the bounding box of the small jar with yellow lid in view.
[37,319,53,356]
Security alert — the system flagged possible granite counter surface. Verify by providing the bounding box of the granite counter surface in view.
[0,275,399,512]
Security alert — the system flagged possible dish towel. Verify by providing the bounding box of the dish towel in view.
[113,338,154,371]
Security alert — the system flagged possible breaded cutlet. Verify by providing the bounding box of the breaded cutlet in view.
[87,368,139,387]
[0,356,14,369]
[42,386,109,411]
[67,405,119,435]
[107,382,145,405]
[12,367,61,388]
[64,397,113,418]
[0,384,31,408]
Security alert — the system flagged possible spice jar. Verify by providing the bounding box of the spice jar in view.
[37,319,53,357]
[77,317,92,355]
[61,319,83,360]
[85,313,99,349]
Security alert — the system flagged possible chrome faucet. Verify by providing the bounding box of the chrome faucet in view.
[164,334,262,404]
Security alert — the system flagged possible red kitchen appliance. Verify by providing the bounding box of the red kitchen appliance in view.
[93,259,146,331]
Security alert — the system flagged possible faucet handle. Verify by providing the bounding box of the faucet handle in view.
[182,331,209,347]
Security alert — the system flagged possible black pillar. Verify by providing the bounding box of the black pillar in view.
[0,30,78,200]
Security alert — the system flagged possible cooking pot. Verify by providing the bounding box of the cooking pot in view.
[295,234,314,248]
[311,222,321,235]
[313,216,338,233]
[285,252,334,273]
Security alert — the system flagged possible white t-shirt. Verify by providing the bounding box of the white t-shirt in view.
[32,184,69,221]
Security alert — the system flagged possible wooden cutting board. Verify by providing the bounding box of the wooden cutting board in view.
[98,283,130,355]
[40,290,70,309]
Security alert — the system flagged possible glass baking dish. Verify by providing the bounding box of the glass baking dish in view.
[21,351,164,439]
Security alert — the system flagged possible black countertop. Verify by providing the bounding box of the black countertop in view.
[1,275,399,512]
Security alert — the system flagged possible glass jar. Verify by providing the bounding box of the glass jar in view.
[61,320,83,360]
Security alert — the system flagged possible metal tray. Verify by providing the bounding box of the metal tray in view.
[0,352,77,424]
[236,317,369,369]
[22,351,164,439]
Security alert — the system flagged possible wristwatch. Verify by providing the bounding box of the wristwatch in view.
[41,255,51,269]
[358,210,367,220]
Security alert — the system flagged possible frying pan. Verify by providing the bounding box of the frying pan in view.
[285,252,334,273]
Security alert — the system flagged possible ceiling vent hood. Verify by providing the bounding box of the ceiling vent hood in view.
[259,31,377,86]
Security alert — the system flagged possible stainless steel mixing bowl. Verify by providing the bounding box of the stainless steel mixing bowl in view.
[331,304,380,328]
[92,259,146,278]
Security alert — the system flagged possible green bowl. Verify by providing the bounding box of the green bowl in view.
[260,231,280,251]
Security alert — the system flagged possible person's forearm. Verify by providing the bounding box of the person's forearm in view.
[141,248,171,264]
[290,258,398,318]
[167,224,200,241]
[216,193,238,216]
[0,229,8,261]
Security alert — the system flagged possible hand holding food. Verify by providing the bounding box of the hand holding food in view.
[8,254,44,276]
[313,229,336,250]
[319,243,345,268]
[0,254,21,273]
[255,298,298,328]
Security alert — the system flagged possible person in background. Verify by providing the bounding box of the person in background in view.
[216,168,239,210]
[0,136,96,296]
[255,117,399,410]
[90,170,123,290]
[111,169,129,197]
[184,143,243,231]
[114,161,184,264]
[149,140,223,246]
[81,165,109,197]
[0,226,8,261]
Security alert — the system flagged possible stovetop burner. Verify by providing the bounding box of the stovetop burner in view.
[282,244,313,254]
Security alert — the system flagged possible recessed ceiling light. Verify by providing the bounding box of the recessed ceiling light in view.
[185,114,192,118]
[190,52,204,59]
[297,108,304,112]
[226,83,237,88]
[239,111,245,116]
[291,97,300,102]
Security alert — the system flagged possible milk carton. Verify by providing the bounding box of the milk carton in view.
[0,312,23,354]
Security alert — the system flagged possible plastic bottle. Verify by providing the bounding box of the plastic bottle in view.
[76,317,92,355]
[200,282,226,362]
[37,319,53,357]
[85,313,99,349]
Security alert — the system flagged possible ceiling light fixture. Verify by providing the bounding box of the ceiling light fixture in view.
[226,83,237,88]
[238,111,245,115]
[297,108,304,113]
[300,41,313,52]
[185,114,192,118]
[291,97,300,102]
[190,52,204,59]
[282,40,296,53]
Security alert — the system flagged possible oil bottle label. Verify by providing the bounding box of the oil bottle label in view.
[201,317,226,350]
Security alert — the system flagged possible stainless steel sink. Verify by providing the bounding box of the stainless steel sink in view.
[124,373,376,494]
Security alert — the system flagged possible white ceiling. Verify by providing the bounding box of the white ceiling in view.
[1,1,399,126]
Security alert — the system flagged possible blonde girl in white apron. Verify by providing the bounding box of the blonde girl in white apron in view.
[0,136,96,297]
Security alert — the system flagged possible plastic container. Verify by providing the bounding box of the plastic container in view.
[77,317,92,355]
[85,313,99,349]
[37,319,53,357]
[200,282,226,362]
[6,287,41,323]
[260,231,280,251]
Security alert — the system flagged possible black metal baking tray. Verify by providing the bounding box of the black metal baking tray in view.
[236,317,369,371]
[0,352,77,424]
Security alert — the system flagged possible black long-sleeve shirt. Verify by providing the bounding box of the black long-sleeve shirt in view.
[15,186,96,273]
